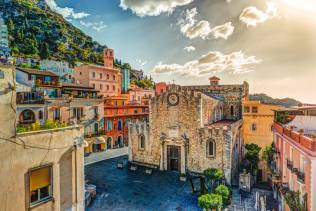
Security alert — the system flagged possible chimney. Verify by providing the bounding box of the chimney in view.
[209,76,220,86]
[104,48,114,68]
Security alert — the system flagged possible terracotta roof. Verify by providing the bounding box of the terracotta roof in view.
[209,76,220,81]
[16,67,58,77]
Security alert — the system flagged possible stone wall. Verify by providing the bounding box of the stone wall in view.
[129,84,244,185]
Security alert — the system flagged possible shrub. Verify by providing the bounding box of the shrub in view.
[214,185,231,205]
[198,193,223,211]
[204,168,224,181]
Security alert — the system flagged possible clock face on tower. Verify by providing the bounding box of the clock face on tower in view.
[167,93,179,106]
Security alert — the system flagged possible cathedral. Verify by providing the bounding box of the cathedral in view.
[128,77,249,185]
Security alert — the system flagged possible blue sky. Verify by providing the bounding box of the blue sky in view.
[48,0,316,103]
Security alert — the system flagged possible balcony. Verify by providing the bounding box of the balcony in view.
[84,130,106,138]
[17,92,45,104]
[287,159,293,170]
[296,171,305,184]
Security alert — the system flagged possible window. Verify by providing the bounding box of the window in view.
[107,74,109,80]
[92,72,96,78]
[113,85,115,91]
[252,107,258,113]
[100,73,102,79]
[107,120,113,131]
[38,110,43,120]
[28,165,52,207]
[53,108,60,121]
[100,84,103,90]
[138,96,141,101]
[207,139,216,157]
[251,123,257,131]
[80,72,82,75]
[113,75,116,81]
[139,135,145,150]
[230,105,234,116]
[244,106,250,113]
[118,119,123,131]
[92,83,95,89]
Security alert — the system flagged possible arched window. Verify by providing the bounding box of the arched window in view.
[38,110,43,120]
[139,135,145,150]
[107,137,112,149]
[118,119,123,131]
[207,139,216,157]
[230,105,234,116]
[19,109,35,124]
[117,136,123,148]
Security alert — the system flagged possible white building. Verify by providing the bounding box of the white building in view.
[40,60,74,82]
[0,15,10,58]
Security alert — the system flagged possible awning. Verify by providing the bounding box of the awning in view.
[94,137,106,144]
[84,140,89,148]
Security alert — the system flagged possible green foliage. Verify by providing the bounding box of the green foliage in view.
[285,191,307,211]
[262,143,275,169]
[3,0,106,63]
[204,168,224,181]
[214,185,231,205]
[39,42,49,60]
[276,112,290,124]
[16,120,68,133]
[244,144,261,175]
[198,194,223,210]
[131,79,154,89]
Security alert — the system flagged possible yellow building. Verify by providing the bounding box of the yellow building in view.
[242,100,282,182]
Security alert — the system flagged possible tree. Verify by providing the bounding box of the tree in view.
[39,42,49,59]
[198,194,223,211]
[23,37,38,55]
[262,143,275,171]
[204,168,224,191]
[7,19,14,33]
[285,191,307,211]
[244,144,261,175]
[214,185,231,205]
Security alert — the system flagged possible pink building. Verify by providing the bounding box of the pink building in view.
[272,115,316,211]
[73,48,121,97]
[128,84,155,104]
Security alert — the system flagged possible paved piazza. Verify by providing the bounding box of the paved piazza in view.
[85,156,200,211]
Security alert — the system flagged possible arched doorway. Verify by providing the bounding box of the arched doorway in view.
[107,137,112,149]
[117,136,123,148]
[19,109,35,124]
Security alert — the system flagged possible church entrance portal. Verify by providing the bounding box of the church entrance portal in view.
[167,145,181,171]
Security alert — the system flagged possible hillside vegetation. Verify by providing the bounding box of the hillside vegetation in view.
[0,0,106,66]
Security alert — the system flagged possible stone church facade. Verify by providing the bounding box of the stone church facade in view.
[128,78,249,185]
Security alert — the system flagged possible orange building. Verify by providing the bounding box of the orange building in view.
[73,48,121,97]
[104,94,149,149]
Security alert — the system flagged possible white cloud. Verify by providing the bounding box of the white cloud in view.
[184,46,196,52]
[136,59,147,67]
[178,8,234,40]
[79,21,107,32]
[211,22,234,40]
[240,2,279,27]
[153,51,261,76]
[46,0,90,19]
[119,0,194,17]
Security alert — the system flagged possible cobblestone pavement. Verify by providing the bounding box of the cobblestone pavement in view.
[85,156,277,211]
[85,156,200,211]
[228,188,278,211]
[84,147,128,166]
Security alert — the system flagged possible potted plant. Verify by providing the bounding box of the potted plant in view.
[179,173,187,182]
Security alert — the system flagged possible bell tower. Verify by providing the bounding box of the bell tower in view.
[104,48,114,68]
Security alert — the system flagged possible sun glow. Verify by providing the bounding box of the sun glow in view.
[282,0,316,12]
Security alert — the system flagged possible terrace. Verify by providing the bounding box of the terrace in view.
[17,92,45,104]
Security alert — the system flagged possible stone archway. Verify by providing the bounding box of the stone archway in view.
[117,136,123,148]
